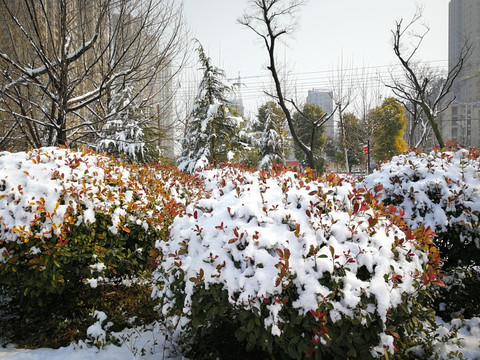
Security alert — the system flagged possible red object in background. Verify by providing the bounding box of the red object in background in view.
[363,145,368,155]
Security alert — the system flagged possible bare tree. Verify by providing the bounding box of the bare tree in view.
[239,0,333,171]
[0,0,188,151]
[354,65,384,125]
[329,57,356,172]
[387,12,472,149]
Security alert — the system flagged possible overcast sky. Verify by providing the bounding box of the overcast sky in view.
[182,0,450,115]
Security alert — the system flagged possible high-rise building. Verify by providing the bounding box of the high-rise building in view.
[440,103,480,148]
[306,89,334,138]
[438,0,480,148]
[449,0,480,103]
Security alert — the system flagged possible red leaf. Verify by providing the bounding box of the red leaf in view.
[306,347,314,358]
[353,202,360,215]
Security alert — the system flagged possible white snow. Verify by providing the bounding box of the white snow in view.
[0,322,185,360]
[361,149,480,234]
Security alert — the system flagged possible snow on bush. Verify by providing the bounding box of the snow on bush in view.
[0,147,201,312]
[362,148,480,259]
[87,311,109,348]
[361,147,480,319]
[153,166,442,359]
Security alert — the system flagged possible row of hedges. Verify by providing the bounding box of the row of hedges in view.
[1,147,478,358]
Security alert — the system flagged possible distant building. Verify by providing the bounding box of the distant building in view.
[449,0,480,103]
[436,0,480,148]
[438,102,480,148]
[306,89,334,138]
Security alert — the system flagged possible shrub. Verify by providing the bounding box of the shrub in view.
[0,147,202,345]
[153,166,443,359]
[361,147,480,319]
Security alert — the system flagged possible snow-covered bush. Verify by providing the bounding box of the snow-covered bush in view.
[153,166,443,359]
[0,148,201,323]
[361,148,480,319]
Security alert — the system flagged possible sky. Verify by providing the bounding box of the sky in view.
[182,0,450,115]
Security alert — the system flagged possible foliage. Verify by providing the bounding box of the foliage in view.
[178,44,245,172]
[153,165,444,359]
[331,113,366,171]
[293,103,327,172]
[437,265,480,320]
[0,283,159,349]
[0,147,203,346]
[362,147,480,319]
[254,101,288,169]
[368,98,408,163]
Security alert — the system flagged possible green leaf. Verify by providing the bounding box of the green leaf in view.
[347,348,357,357]
[246,318,255,332]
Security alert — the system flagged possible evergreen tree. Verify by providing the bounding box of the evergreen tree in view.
[369,97,408,163]
[255,101,287,168]
[96,83,146,162]
[178,44,243,172]
[293,104,327,172]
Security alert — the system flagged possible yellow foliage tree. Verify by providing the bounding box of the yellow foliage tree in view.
[368,97,408,163]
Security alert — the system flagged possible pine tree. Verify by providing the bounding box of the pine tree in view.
[255,101,287,168]
[178,44,243,172]
[96,84,146,162]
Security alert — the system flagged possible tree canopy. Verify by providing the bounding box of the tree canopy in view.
[369,97,408,163]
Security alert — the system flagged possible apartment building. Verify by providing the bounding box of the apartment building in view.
[306,89,335,138]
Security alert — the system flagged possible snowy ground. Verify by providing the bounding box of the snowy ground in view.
[1,317,479,359]
[0,322,183,360]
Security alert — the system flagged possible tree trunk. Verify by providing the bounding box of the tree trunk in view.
[420,103,445,148]
[338,104,349,172]
[265,34,316,170]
